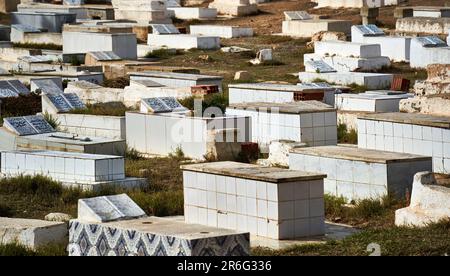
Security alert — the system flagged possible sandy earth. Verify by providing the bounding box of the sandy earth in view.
[188,0,449,35]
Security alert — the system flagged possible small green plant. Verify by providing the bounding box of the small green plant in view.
[43,112,60,130]
[0,243,67,256]
[12,42,62,51]
[145,48,180,59]
[125,147,143,161]
[169,145,185,159]
[69,56,81,66]
[337,123,358,144]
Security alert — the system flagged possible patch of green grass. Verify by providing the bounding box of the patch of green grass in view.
[12,42,62,51]
[253,220,450,256]
[348,83,369,93]
[103,76,130,89]
[70,102,134,117]
[179,93,229,114]
[0,243,67,256]
[324,194,403,228]
[337,123,358,144]
[145,48,183,59]
[43,112,60,129]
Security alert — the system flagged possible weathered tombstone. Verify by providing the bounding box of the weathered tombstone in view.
[78,194,146,223]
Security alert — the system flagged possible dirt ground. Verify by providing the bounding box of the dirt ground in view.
[182,0,449,35]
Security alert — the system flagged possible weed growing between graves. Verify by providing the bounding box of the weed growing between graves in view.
[0,243,68,257]
[70,102,134,117]
[12,42,63,51]
[337,123,358,144]
[103,76,130,88]
[253,219,450,256]
[145,48,183,59]
[43,112,60,129]
[0,94,41,125]
[179,93,229,113]
[324,194,404,229]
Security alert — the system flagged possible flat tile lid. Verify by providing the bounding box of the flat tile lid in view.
[1,150,122,160]
[130,71,223,81]
[229,82,329,92]
[228,101,335,114]
[88,216,248,240]
[181,161,326,183]
[290,146,431,164]
[358,112,450,129]
[0,217,64,228]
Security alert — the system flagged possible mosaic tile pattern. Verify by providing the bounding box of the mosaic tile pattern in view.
[68,221,250,256]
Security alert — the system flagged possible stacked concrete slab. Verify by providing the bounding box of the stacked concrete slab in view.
[190,25,253,39]
[111,0,171,23]
[336,91,413,113]
[209,0,258,17]
[351,24,412,62]
[304,41,391,72]
[396,6,450,35]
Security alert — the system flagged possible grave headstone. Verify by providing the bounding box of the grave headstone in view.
[31,78,63,95]
[355,24,385,36]
[46,93,86,113]
[0,80,30,95]
[305,60,337,73]
[78,194,146,223]
[141,97,187,113]
[150,24,180,35]
[284,11,312,21]
[3,115,55,136]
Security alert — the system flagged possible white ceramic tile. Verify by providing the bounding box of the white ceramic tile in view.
[236,178,246,196]
[237,196,246,214]
[247,197,257,217]
[256,181,267,200]
[226,176,236,194]
[294,181,309,200]
[294,218,309,238]
[226,194,237,213]
[207,191,217,209]
[309,198,325,217]
[257,199,267,218]
[206,174,216,191]
[217,193,227,211]
[198,207,207,225]
[279,201,294,220]
[207,209,217,227]
[257,217,268,237]
[246,179,257,198]
[216,175,226,193]
[247,216,257,234]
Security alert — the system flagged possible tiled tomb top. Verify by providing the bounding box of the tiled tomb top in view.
[2,150,122,160]
[229,83,331,92]
[72,216,248,240]
[358,112,450,129]
[228,101,336,114]
[130,71,223,81]
[181,161,326,183]
[290,146,432,164]
[22,132,124,145]
[131,79,164,87]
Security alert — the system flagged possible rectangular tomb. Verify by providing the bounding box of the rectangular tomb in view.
[69,216,250,256]
[0,217,67,250]
[189,25,253,39]
[125,111,250,160]
[0,150,146,191]
[335,91,413,112]
[298,72,393,90]
[130,71,223,92]
[147,34,220,50]
[289,146,432,201]
[282,19,352,37]
[228,83,337,106]
[357,112,450,174]
[226,101,337,147]
[181,161,327,240]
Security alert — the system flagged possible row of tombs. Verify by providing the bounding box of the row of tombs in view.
[0,1,449,257]
[0,65,449,255]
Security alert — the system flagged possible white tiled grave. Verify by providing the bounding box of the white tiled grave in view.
[0,150,146,191]
[226,101,337,147]
[351,24,412,62]
[0,115,126,156]
[289,146,432,201]
[282,19,352,37]
[125,110,251,160]
[335,91,413,112]
[298,71,393,90]
[129,71,223,92]
[190,25,253,39]
[181,161,327,240]
[228,83,337,106]
[304,41,391,72]
[147,33,220,50]
[357,112,450,174]
[409,36,450,68]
